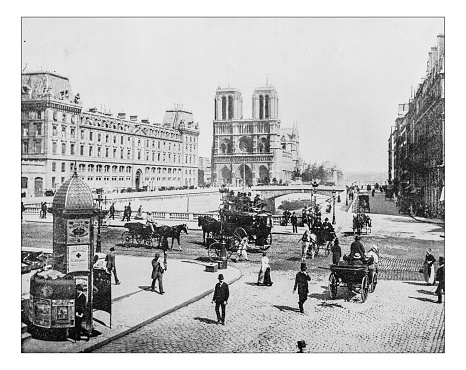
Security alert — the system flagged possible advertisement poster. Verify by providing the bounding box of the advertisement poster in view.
[68,244,89,273]
[67,219,90,244]
[93,268,112,314]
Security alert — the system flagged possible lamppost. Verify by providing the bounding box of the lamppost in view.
[332,189,336,225]
[311,181,319,207]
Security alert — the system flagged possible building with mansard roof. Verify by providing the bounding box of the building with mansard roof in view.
[211,84,301,186]
[21,71,199,197]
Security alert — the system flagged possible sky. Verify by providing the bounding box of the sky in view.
[21,17,444,174]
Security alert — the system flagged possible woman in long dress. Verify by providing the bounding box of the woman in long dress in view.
[300,230,311,261]
[257,252,270,285]
[423,249,436,285]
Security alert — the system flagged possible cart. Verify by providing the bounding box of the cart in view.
[327,264,372,302]
[352,213,372,235]
[121,222,154,247]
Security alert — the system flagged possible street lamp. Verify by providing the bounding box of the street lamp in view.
[332,189,336,225]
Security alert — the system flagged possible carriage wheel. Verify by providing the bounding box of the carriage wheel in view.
[135,234,143,246]
[232,227,248,242]
[121,231,132,244]
[370,272,378,293]
[227,239,237,259]
[360,276,369,302]
[260,233,272,251]
[207,242,221,261]
[144,236,153,248]
[328,273,338,299]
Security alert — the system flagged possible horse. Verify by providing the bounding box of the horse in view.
[198,216,221,245]
[155,224,188,251]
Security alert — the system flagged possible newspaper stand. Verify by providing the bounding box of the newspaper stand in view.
[29,269,76,340]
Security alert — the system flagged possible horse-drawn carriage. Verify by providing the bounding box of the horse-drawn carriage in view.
[327,262,378,303]
[357,194,371,213]
[352,213,372,235]
[121,222,188,250]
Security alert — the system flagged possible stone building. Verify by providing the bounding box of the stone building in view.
[211,84,300,186]
[21,71,199,197]
[198,157,212,186]
[389,34,445,217]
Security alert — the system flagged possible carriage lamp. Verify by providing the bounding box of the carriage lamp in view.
[332,189,336,225]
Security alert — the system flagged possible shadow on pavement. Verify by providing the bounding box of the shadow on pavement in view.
[417,289,436,296]
[287,257,303,262]
[138,285,152,291]
[195,256,213,263]
[402,281,432,286]
[194,317,219,325]
[317,301,344,309]
[273,305,300,313]
[409,296,437,303]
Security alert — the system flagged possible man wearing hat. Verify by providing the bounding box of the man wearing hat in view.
[349,235,366,264]
[105,247,120,285]
[293,263,311,313]
[74,284,87,341]
[151,253,165,294]
[212,274,229,325]
[435,257,445,303]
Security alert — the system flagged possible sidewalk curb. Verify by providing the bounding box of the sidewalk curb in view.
[80,268,243,353]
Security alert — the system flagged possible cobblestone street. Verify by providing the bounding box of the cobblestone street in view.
[94,263,445,353]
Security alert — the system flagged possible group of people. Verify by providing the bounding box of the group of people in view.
[423,249,445,303]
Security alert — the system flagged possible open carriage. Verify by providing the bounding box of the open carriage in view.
[327,263,378,303]
[357,194,371,213]
[352,213,372,235]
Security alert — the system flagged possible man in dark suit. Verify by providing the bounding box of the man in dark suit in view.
[291,212,298,233]
[127,202,132,221]
[349,235,366,263]
[435,256,445,303]
[212,274,229,325]
[74,284,87,341]
[293,263,311,313]
[106,247,120,285]
[151,253,165,294]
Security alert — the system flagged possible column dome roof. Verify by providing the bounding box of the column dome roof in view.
[52,172,94,215]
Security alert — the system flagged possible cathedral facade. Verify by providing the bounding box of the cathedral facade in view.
[211,84,300,186]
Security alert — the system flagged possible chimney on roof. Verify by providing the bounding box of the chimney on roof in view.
[89,107,97,113]
[130,115,138,122]
[141,118,150,124]
[117,113,126,120]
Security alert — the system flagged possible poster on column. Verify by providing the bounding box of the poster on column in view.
[67,219,90,244]
[68,244,89,273]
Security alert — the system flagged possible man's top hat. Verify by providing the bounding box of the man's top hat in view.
[218,274,224,280]
[110,247,115,251]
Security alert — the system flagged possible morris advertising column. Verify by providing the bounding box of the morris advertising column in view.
[50,171,96,334]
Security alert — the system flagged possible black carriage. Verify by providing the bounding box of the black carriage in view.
[357,194,371,213]
[121,222,155,247]
[222,209,273,250]
[327,264,374,302]
[206,226,248,261]
[352,213,372,235]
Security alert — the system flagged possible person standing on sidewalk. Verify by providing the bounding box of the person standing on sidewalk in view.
[258,252,272,285]
[331,238,342,265]
[435,256,444,303]
[127,202,132,221]
[105,247,120,285]
[74,284,87,341]
[109,203,115,220]
[293,263,311,313]
[291,212,298,233]
[212,274,229,325]
[150,253,165,294]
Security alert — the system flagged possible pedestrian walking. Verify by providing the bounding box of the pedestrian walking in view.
[258,252,272,286]
[41,202,48,219]
[105,247,120,285]
[291,212,298,233]
[109,203,115,220]
[121,206,128,221]
[283,209,291,226]
[299,230,311,261]
[212,273,229,325]
[127,202,132,221]
[234,237,249,262]
[331,238,341,265]
[435,256,444,303]
[423,248,436,285]
[293,263,311,313]
[151,253,165,294]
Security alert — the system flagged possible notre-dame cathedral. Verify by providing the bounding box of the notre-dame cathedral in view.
[211,83,301,186]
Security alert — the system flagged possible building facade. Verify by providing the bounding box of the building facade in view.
[198,157,212,186]
[21,72,199,197]
[388,34,445,217]
[211,84,300,186]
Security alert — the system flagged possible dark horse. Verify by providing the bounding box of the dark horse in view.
[198,216,221,246]
[154,224,188,251]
